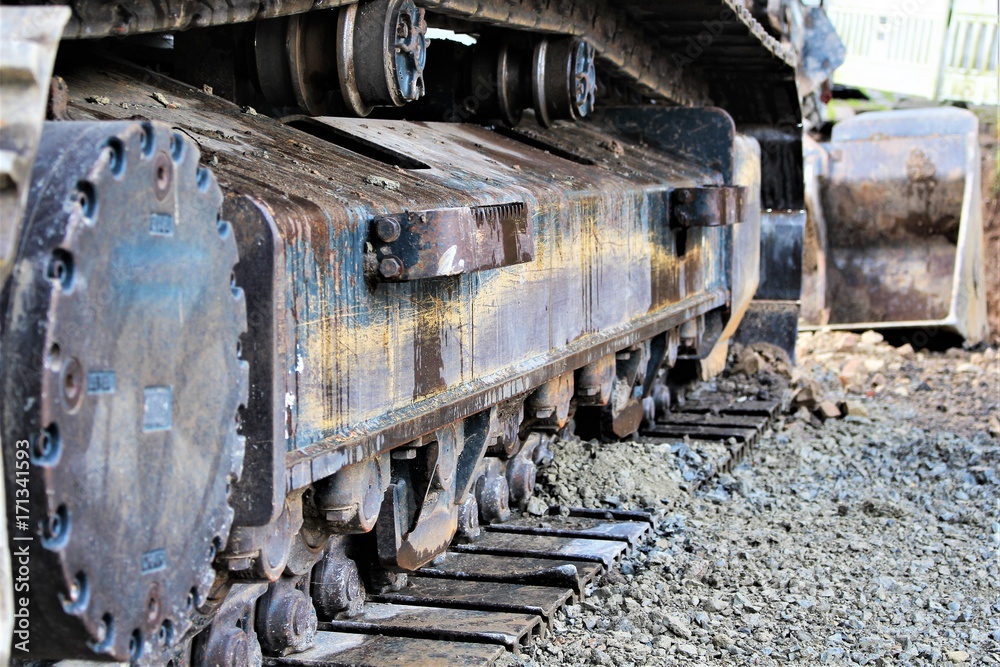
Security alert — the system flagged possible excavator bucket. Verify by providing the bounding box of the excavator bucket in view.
[802,107,988,344]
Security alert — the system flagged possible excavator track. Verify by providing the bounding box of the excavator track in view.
[2,0,808,662]
[258,388,784,667]
[267,507,655,666]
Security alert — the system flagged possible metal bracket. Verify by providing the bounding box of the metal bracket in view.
[670,185,746,228]
[371,202,533,281]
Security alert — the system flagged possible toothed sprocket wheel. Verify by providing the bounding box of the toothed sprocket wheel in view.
[1,121,248,662]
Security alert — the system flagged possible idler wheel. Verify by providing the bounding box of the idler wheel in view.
[1,121,248,662]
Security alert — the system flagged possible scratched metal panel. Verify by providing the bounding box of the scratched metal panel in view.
[60,60,740,489]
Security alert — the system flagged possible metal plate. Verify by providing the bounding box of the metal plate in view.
[375,577,573,620]
[319,603,543,652]
[566,507,657,526]
[266,631,504,667]
[678,399,782,418]
[486,516,650,546]
[418,553,602,594]
[450,533,629,568]
[59,62,739,491]
[643,424,759,444]
[656,412,766,432]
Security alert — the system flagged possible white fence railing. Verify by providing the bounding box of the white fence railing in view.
[826,0,998,104]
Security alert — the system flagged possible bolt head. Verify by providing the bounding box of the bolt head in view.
[379,256,404,279]
[375,217,401,242]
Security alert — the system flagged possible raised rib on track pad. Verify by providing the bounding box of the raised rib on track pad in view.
[644,424,759,443]
[566,507,657,525]
[375,577,573,620]
[450,533,628,567]
[656,412,766,431]
[265,631,504,666]
[486,515,650,546]
[418,552,602,594]
[319,603,542,652]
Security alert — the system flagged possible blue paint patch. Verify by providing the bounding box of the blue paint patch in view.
[86,370,115,394]
[149,213,174,236]
[141,548,166,573]
[142,386,172,431]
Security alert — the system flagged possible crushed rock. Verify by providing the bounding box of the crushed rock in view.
[498,331,999,667]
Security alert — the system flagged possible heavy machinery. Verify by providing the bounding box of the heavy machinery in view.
[802,106,989,346]
[0,1,807,664]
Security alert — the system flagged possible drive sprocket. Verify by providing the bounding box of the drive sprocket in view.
[1,121,248,662]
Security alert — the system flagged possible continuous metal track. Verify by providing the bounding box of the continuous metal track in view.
[643,395,783,489]
[263,508,655,666]
[1,0,801,657]
[252,397,782,667]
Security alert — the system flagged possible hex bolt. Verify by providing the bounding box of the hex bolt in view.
[379,256,404,279]
[455,495,481,543]
[206,627,258,666]
[677,189,693,204]
[570,39,597,118]
[375,217,401,242]
[256,584,317,656]
[311,556,365,618]
[506,457,537,508]
[476,473,511,524]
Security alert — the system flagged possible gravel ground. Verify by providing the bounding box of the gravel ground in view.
[500,331,1000,666]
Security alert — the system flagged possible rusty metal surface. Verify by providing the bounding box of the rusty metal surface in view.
[604,114,763,378]
[804,107,988,343]
[732,299,801,363]
[679,398,782,418]
[266,631,504,666]
[56,58,755,494]
[450,533,629,568]
[18,0,796,124]
[644,423,759,445]
[417,553,602,594]
[486,516,650,547]
[1,121,248,662]
[655,412,766,432]
[670,186,747,228]
[373,577,573,620]
[371,203,532,281]
[25,0,356,39]
[319,602,543,651]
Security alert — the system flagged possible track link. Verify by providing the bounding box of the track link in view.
[248,399,785,666]
[642,396,784,490]
[264,508,655,666]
